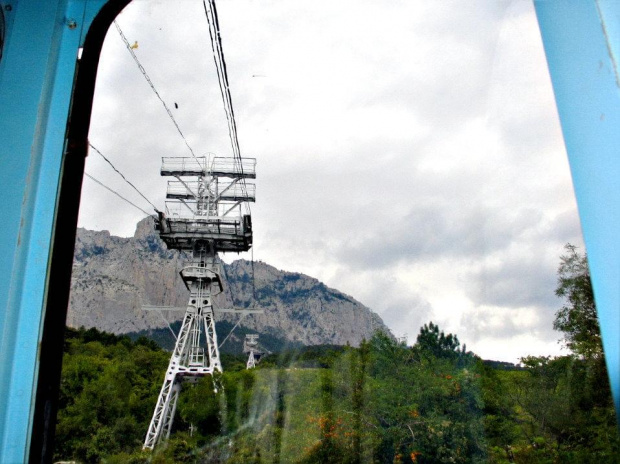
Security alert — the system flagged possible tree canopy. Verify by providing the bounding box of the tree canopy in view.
[554,244,602,359]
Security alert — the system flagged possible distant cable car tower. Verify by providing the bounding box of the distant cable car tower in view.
[143,155,256,449]
[243,334,264,369]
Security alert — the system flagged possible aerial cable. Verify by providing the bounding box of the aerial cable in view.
[84,172,155,217]
[203,0,251,213]
[202,0,251,214]
[203,0,238,157]
[218,256,237,306]
[251,246,256,304]
[88,142,160,213]
[114,21,199,161]
[203,0,243,163]
[218,314,246,348]
[154,309,178,341]
[202,1,245,181]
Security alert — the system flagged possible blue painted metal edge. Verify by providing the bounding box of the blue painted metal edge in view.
[0,1,108,461]
[535,0,620,420]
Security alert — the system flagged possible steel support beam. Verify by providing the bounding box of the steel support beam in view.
[535,1,620,419]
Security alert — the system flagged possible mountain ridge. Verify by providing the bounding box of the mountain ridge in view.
[67,217,391,347]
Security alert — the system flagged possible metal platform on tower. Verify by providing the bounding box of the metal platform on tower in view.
[154,156,255,252]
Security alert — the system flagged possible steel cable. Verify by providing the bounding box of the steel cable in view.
[84,172,154,217]
[202,0,251,214]
[88,142,160,213]
[114,21,198,161]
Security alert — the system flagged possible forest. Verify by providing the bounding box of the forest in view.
[53,246,620,463]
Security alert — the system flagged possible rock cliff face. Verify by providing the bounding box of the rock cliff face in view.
[67,218,389,346]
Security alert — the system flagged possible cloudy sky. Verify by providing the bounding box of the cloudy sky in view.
[79,0,584,362]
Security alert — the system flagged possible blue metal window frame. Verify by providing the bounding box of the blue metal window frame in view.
[535,1,620,418]
[0,1,617,462]
[0,1,129,462]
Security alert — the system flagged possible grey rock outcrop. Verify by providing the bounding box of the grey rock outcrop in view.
[67,218,390,346]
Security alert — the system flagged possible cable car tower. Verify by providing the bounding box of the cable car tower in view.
[243,334,264,369]
[143,155,256,449]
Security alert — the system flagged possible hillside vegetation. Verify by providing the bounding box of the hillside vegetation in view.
[54,325,619,463]
[54,245,620,463]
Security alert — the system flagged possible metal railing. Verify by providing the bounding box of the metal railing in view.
[212,157,256,178]
[161,156,256,178]
[163,217,244,237]
[166,180,255,201]
[164,201,241,218]
[161,157,208,175]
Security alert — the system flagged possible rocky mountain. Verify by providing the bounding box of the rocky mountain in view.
[67,218,390,347]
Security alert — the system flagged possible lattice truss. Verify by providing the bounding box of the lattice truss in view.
[243,334,265,369]
[143,156,256,449]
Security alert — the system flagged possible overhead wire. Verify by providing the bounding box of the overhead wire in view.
[218,314,246,349]
[218,256,237,306]
[251,246,256,304]
[88,142,160,213]
[202,0,251,215]
[202,0,240,159]
[203,0,257,305]
[84,172,154,217]
[114,20,199,161]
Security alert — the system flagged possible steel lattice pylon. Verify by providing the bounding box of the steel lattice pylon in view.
[243,334,264,369]
[143,156,255,449]
[144,251,222,449]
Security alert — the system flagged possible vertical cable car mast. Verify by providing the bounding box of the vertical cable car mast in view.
[143,155,256,449]
[243,334,264,369]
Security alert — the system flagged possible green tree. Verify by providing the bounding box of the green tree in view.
[54,327,169,463]
[414,322,474,366]
[554,244,602,359]
[365,331,486,464]
[416,322,459,357]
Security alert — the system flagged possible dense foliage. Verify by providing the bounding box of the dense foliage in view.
[554,244,601,359]
[53,246,620,462]
[55,328,169,462]
[53,328,619,463]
